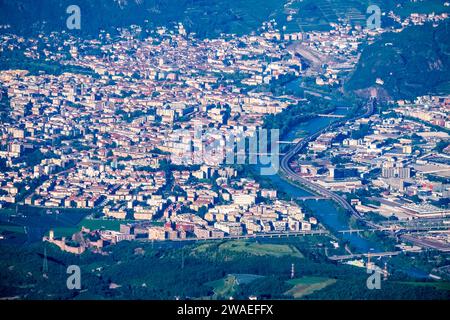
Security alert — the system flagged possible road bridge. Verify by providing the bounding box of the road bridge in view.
[329,251,403,261]
[296,196,328,201]
[317,114,346,118]
[279,99,376,229]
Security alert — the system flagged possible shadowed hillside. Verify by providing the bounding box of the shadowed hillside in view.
[0,0,285,38]
[2,0,447,38]
[346,20,450,100]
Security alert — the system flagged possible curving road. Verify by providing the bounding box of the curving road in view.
[279,99,376,223]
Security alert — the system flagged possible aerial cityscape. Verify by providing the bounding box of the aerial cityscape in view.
[1,0,450,301]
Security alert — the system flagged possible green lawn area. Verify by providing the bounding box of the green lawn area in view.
[51,218,163,237]
[219,241,304,258]
[1,204,164,238]
[0,225,26,234]
[285,276,337,298]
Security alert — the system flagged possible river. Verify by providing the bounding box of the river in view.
[253,89,434,278]
[256,109,381,253]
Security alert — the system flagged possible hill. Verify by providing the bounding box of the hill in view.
[346,20,450,100]
[0,0,285,38]
[2,0,448,39]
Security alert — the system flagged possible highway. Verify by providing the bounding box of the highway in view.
[279,99,376,225]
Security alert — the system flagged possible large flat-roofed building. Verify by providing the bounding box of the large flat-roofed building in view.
[402,203,450,218]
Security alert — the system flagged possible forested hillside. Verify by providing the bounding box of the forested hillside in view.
[346,20,450,100]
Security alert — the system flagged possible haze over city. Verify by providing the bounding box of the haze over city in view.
[1,0,450,303]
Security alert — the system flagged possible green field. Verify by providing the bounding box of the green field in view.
[51,218,164,237]
[285,276,337,298]
[0,225,26,234]
[0,204,164,239]
[218,241,304,258]
[0,206,92,239]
